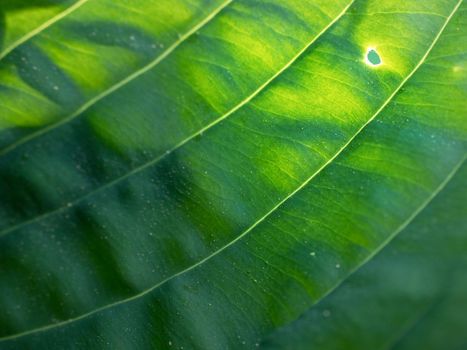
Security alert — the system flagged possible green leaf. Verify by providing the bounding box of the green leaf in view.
[261,162,467,350]
[0,0,84,60]
[0,0,466,348]
[0,0,236,147]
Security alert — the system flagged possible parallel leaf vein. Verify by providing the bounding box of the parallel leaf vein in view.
[0,0,234,156]
[0,0,355,238]
[310,156,465,350]
[0,0,462,341]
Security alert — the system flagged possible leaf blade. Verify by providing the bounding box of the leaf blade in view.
[260,162,467,350]
[0,0,85,60]
[0,0,465,348]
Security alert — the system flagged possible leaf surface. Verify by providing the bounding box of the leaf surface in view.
[0,0,83,60]
[0,0,466,348]
[261,162,467,350]
[0,0,234,147]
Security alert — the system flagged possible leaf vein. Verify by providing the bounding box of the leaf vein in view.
[0,0,355,238]
[0,0,462,341]
[0,0,90,61]
[0,0,234,156]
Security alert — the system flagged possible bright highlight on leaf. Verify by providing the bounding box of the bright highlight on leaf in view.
[0,0,465,349]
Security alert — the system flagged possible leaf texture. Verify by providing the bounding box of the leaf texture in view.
[0,0,234,148]
[0,0,84,60]
[261,162,467,350]
[0,0,466,348]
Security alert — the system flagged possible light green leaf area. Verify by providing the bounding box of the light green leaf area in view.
[261,163,467,350]
[0,0,466,348]
[0,0,235,143]
[0,0,81,60]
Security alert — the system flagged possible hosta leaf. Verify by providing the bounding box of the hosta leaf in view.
[0,0,83,60]
[0,0,237,147]
[261,163,467,350]
[0,0,466,348]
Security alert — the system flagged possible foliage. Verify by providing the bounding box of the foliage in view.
[0,0,465,349]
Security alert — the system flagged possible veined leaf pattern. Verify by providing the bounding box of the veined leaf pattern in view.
[0,0,465,348]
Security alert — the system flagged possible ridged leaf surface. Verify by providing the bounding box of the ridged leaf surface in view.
[0,0,465,348]
[261,163,467,349]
